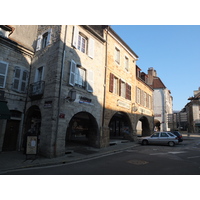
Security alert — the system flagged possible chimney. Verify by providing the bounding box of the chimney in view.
[147,67,157,85]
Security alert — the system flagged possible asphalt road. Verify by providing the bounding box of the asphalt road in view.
[5,137,200,175]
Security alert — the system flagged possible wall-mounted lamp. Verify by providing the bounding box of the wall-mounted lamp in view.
[65,89,76,102]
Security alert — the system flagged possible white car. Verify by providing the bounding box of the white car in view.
[138,132,179,147]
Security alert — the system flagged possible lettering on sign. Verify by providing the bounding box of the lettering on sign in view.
[117,100,130,110]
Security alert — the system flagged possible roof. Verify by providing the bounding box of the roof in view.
[151,77,166,89]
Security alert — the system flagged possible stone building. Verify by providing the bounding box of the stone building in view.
[27,25,107,157]
[0,25,155,158]
[148,67,173,131]
[186,87,200,133]
[102,27,154,144]
[0,25,36,152]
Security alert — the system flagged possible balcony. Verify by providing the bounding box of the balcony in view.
[29,81,45,100]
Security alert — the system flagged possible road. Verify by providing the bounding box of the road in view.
[4,137,200,175]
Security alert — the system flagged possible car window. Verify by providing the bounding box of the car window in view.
[161,132,168,137]
[152,132,160,137]
[168,132,175,137]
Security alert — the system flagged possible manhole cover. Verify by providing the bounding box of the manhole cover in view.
[127,160,149,165]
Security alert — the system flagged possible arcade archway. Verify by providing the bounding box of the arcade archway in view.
[109,112,132,140]
[136,116,150,136]
[66,112,98,147]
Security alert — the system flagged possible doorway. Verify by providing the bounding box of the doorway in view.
[3,120,20,151]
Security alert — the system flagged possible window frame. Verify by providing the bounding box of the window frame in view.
[115,47,120,64]
[12,66,29,93]
[0,61,8,88]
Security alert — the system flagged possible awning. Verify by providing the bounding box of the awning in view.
[0,101,10,119]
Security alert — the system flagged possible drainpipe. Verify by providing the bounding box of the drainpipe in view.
[54,25,67,156]
[19,56,33,151]
[101,26,109,141]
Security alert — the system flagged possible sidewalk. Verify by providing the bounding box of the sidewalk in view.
[0,140,139,174]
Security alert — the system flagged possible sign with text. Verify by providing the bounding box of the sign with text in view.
[26,136,37,155]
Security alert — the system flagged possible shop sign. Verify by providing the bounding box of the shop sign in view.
[44,101,52,108]
[117,100,130,110]
[79,96,93,105]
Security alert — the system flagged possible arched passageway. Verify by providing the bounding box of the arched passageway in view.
[109,112,132,140]
[23,106,41,151]
[154,119,161,131]
[66,112,98,147]
[136,116,150,136]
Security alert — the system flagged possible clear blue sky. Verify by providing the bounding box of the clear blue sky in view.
[112,25,200,111]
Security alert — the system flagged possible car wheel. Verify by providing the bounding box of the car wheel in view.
[142,140,148,145]
[168,141,175,147]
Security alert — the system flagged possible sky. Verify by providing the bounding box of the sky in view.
[111,25,200,111]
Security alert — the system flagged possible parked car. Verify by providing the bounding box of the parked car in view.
[138,132,179,147]
[170,131,183,142]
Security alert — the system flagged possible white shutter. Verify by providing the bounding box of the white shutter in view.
[0,61,8,88]
[47,29,52,46]
[69,60,76,86]
[87,70,94,92]
[88,38,94,58]
[20,70,28,92]
[72,26,79,48]
[13,67,21,91]
[36,35,42,51]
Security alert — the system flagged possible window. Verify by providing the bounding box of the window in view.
[120,80,126,98]
[144,92,147,107]
[78,34,87,53]
[113,76,118,94]
[125,56,129,71]
[136,87,141,104]
[115,47,120,64]
[35,66,44,82]
[72,26,94,58]
[110,73,131,100]
[69,60,93,92]
[0,61,8,88]
[41,32,48,49]
[36,29,52,51]
[126,83,131,100]
[161,132,168,137]
[12,66,29,93]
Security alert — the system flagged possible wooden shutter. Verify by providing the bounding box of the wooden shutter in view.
[88,38,94,58]
[36,35,42,51]
[69,60,76,86]
[72,26,79,48]
[126,83,131,100]
[13,67,21,91]
[119,79,122,96]
[0,62,8,88]
[109,73,114,92]
[87,70,94,92]
[21,70,28,92]
[46,29,52,46]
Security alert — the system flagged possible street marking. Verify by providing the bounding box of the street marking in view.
[168,151,187,154]
[187,156,200,159]
[150,151,187,155]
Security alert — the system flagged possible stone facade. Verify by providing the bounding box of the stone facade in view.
[0,25,155,158]
[103,27,154,143]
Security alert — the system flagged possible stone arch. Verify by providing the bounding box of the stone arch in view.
[154,119,161,131]
[136,116,151,136]
[65,111,99,148]
[108,111,133,140]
